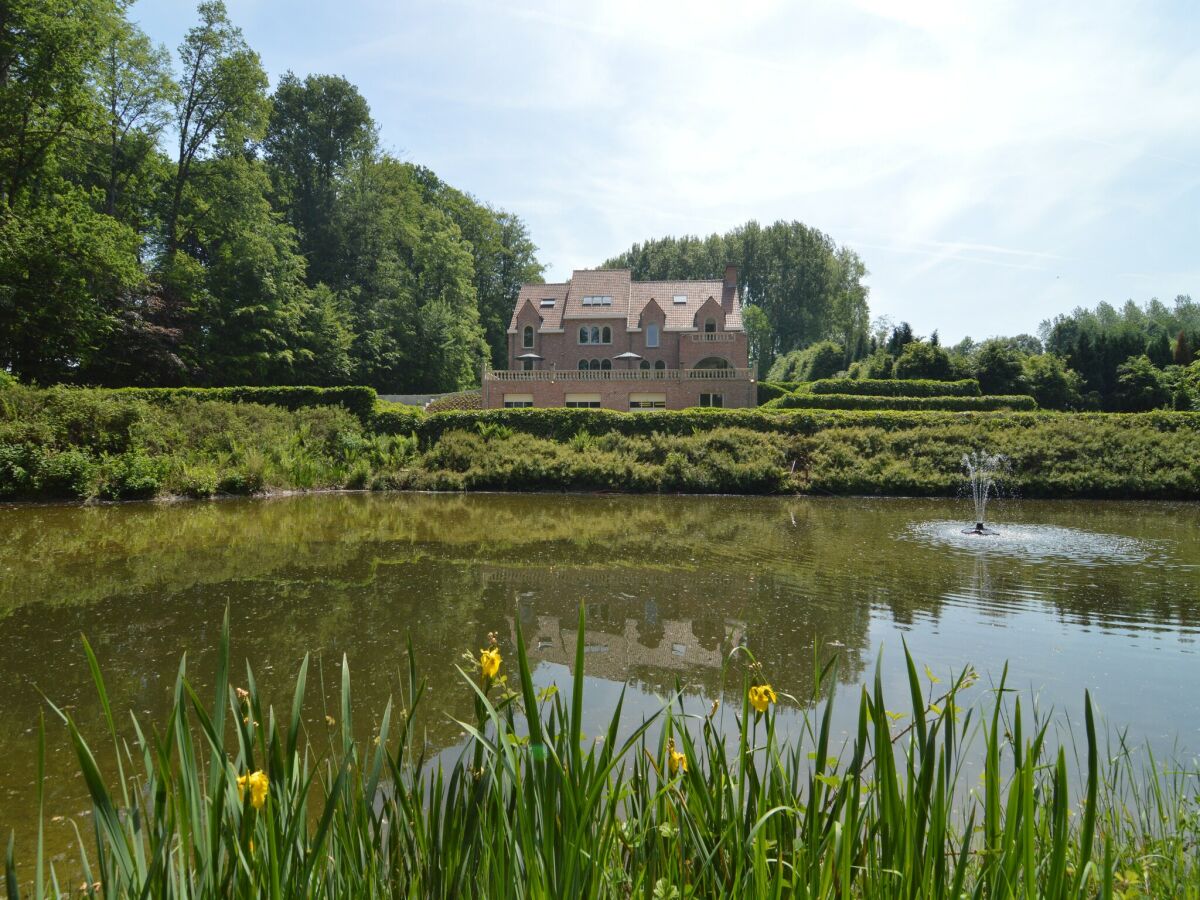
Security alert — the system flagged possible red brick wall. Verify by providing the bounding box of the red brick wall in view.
[482,376,755,410]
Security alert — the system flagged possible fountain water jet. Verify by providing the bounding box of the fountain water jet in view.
[962,450,1005,535]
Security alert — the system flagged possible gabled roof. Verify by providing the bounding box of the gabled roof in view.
[509,269,744,333]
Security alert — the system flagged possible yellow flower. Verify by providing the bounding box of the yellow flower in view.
[237,770,269,809]
[480,647,502,680]
[668,740,687,776]
[748,683,777,714]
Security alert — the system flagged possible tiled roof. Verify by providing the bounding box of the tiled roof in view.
[509,269,743,333]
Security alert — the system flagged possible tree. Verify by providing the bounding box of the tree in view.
[1172,330,1193,366]
[742,304,772,378]
[1022,354,1083,410]
[894,341,953,380]
[766,341,844,382]
[1146,332,1172,368]
[973,339,1026,394]
[164,1,269,258]
[1113,355,1170,411]
[264,72,375,288]
[885,322,916,356]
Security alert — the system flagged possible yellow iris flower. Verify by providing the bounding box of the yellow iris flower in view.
[237,770,269,809]
[668,740,687,776]
[480,647,502,680]
[748,684,777,714]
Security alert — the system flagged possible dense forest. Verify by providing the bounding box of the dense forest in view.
[0,0,543,390]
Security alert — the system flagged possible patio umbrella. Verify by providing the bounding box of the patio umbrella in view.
[613,351,642,370]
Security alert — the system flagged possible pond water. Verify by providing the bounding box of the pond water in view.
[1,492,1198,861]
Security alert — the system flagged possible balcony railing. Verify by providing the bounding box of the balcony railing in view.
[688,332,737,342]
[486,367,753,382]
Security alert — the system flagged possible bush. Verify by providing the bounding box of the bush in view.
[1114,355,1171,411]
[425,390,482,413]
[806,378,981,397]
[98,451,167,500]
[108,385,379,421]
[371,400,425,435]
[764,393,1037,411]
[893,342,955,380]
[756,381,792,405]
[973,339,1027,394]
[1022,354,1083,410]
[34,447,97,498]
[766,341,845,382]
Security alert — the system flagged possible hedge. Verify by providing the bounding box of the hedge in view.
[805,378,982,397]
[756,381,792,405]
[105,385,379,421]
[396,406,1200,444]
[371,400,425,435]
[425,390,482,413]
[764,393,1037,411]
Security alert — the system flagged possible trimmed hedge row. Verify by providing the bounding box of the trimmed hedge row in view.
[806,378,982,397]
[756,381,792,405]
[425,390,482,413]
[106,385,379,420]
[371,400,426,435]
[400,407,1200,444]
[764,393,1037,412]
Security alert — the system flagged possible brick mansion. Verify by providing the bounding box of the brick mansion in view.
[482,266,755,410]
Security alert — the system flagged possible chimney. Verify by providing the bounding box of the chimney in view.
[722,264,738,310]
[723,264,738,289]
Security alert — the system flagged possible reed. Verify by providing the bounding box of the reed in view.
[5,607,1198,898]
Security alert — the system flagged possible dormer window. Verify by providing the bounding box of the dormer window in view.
[646,323,659,348]
[522,325,534,348]
[581,295,613,306]
[704,318,717,333]
[673,294,687,304]
[540,299,555,308]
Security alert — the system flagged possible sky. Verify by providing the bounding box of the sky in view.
[135,0,1200,344]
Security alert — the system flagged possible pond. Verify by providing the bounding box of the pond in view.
[1,492,1198,861]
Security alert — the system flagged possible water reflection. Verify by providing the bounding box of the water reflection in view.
[0,493,1197,855]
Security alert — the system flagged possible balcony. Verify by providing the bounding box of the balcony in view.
[688,332,737,342]
[485,367,753,382]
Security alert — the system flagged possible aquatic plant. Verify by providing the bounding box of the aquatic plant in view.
[5,607,1199,898]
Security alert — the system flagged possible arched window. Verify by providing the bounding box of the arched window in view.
[639,360,650,370]
[704,318,716,333]
[646,323,659,347]
[654,360,666,370]
[523,325,534,349]
[601,326,611,344]
[578,359,589,370]
[590,326,601,344]
[600,359,611,370]
[579,326,589,344]
[589,359,600,371]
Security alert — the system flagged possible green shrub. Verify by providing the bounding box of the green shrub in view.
[806,378,982,397]
[98,451,167,500]
[894,342,955,380]
[765,393,1037,411]
[371,400,425,435]
[0,443,34,497]
[33,447,97,498]
[176,464,221,498]
[425,390,482,413]
[756,381,791,405]
[108,385,379,421]
[766,341,845,382]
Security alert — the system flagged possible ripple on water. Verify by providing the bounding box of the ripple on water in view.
[902,520,1158,567]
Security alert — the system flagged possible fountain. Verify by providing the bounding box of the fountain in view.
[961,450,1004,535]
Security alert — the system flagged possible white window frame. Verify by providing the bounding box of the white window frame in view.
[522,325,534,349]
[504,394,534,408]
[629,392,666,410]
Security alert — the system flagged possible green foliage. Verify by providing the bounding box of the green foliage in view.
[370,401,425,436]
[972,339,1027,394]
[846,347,894,379]
[765,340,845,382]
[0,0,540,393]
[7,608,1199,896]
[806,378,981,397]
[1021,354,1084,411]
[108,385,378,420]
[893,341,955,380]
[756,381,792,405]
[425,389,483,413]
[765,393,1037,411]
[1114,355,1172,411]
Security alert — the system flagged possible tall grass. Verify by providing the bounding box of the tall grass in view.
[5,607,1199,898]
